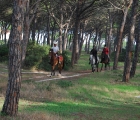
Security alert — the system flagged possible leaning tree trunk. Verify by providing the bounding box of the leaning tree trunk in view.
[123,0,137,82]
[1,0,24,116]
[113,0,133,70]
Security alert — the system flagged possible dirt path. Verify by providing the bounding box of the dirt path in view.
[0,63,114,82]
[21,70,94,82]
[35,72,91,82]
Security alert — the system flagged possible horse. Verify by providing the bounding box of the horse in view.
[89,55,99,72]
[100,52,110,71]
[48,49,64,76]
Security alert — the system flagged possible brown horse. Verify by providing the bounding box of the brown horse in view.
[100,52,110,71]
[49,49,64,76]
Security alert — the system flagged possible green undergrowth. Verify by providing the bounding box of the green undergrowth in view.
[0,52,140,120]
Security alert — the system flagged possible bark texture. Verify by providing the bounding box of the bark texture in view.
[1,0,24,116]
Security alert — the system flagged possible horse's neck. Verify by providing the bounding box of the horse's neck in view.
[52,53,58,60]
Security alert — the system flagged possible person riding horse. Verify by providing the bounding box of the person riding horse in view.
[49,41,59,64]
[101,44,109,63]
[89,45,98,65]
[49,41,64,76]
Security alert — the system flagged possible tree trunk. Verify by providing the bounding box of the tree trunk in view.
[59,26,63,53]
[87,33,91,54]
[113,0,133,70]
[79,27,85,56]
[130,31,140,78]
[47,13,50,45]
[71,18,80,66]
[123,0,137,82]
[21,0,40,65]
[22,13,30,64]
[63,24,69,51]
[31,16,37,42]
[1,0,24,116]
[130,0,139,78]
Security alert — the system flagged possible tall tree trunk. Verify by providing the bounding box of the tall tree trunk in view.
[71,18,80,66]
[31,17,36,42]
[63,24,69,51]
[130,30,140,77]
[113,0,133,70]
[79,26,85,56]
[51,21,56,47]
[123,0,137,82]
[98,31,103,51]
[1,0,24,116]
[94,28,98,44]
[47,13,50,45]
[59,26,63,53]
[21,0,39,65]
[108,9,113,55]
[87,33,91,54]
[22,12,30,64]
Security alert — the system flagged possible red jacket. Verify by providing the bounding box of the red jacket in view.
[103,47,109,55]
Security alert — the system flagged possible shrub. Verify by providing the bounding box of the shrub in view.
[38,54,51,71]
[62,50,71,70]
[110,49,126,62]
[0,44,8,62]
[24,42,50,69]
[24,42,72,71]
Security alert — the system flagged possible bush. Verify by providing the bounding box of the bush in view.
[110,49,136,62]
[24,42,50,69]
[62,50,71,70]
[24,42,72,71]
[38,54,51,71]
[0,44,8,62]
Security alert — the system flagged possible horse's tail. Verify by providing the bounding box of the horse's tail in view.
[59,55,64,69]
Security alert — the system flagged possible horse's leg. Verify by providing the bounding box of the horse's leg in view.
[108,63,110,70]
[57,63,62,75]
[96,63,99,72]
[51,66,55,76]
[59,68,62,74]
[58,65,61,74]
[92,65,95,72]
[105,63,107,70]
[100,63,103,71]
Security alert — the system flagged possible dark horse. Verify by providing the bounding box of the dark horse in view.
[89,55,99,72]
[49,49,64,76]
[100,52,110,71]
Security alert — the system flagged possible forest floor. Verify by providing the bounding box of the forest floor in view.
[0,63,119,83]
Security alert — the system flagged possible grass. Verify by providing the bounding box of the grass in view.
[0,52,140,120]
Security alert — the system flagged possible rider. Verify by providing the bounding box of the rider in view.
[101,44,109,62]
[89,45,98,65]
[49,40,59,64]
[51,40,59,55]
